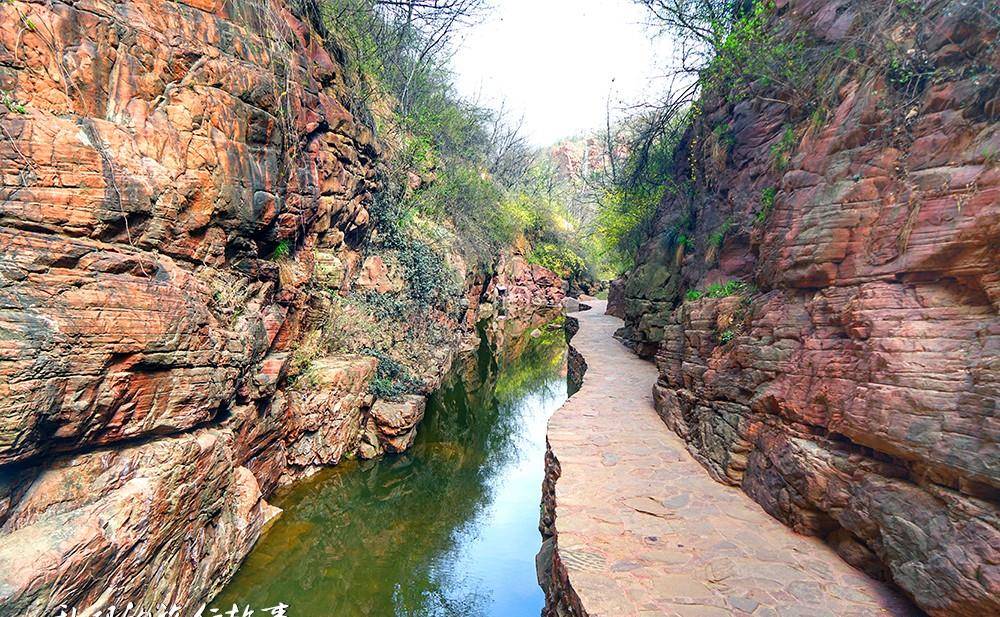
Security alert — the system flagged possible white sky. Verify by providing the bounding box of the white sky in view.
[451,0,675,146]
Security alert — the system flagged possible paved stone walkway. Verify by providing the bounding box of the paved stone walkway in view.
[545,302,918,616]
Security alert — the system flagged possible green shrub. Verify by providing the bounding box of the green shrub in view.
[770,125,796,171]
[358,291,408,321]
[719,329,736,344]
[394,238,460,308]
[755,186,777,224]
[593,114,685,274]
[686,280,753,301]
[363,348,423,399]
[705,280,750,297]
[321,0,592,276]
[699,1,811,105]
[0,90,26,114]
[270,239,292,260]
[708,219,733,249]
[528,241,586,279]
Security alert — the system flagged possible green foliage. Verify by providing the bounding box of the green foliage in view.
[322,0,589,276]
[528,242,585,279]
[395,238,460,308]
[770,125,796,171]
[699,1,810,105]
[712,123,736,149]
[270,239,292,260]
[708,219,733,248]
[364,348,423,399]
[809,105,828,129]
[719,329,736,344]
[0,90,26,114]
[755,186,777,224]
[686,279,753,301]
[410,163,512,260]
[594,119,683,274]
[984,146,998,166]
[358,291,408,320]
[706,280,751,297]
[886,52,934,94]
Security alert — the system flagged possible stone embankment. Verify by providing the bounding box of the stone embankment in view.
[539,302,918,617]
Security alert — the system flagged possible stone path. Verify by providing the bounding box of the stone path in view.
[545,302,918,616]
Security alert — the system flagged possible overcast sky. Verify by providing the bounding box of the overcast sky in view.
[451,0,675,146]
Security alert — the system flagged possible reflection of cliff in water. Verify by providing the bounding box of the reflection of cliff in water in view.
[212,313,568,617]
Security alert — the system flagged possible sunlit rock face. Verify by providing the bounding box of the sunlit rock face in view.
[0,0,385,612]
[0,0,377,467]
[617,1,998,614]
[0,430,279,614]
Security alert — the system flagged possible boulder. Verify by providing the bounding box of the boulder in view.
[368,395,427,453]
[0,430,278,615]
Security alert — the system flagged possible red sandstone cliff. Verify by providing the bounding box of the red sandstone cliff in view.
[615,1,998,614]
[0,0,381,611]
[0,0,561,613]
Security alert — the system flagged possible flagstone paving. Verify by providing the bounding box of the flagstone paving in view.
[544,302,919,616]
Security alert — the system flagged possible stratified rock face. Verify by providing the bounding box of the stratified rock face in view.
[0,0,377,466]
[618,1,998,614]
[363,394,427,455]
[0,0,388,612]
[0,430,278,614]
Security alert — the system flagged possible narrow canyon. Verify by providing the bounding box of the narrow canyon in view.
[0,0,996,616]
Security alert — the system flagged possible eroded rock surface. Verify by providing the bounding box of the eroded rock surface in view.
[0,430,278,615]
[0,0,379,467]
[616,1,999,614]
[364,395,427,455]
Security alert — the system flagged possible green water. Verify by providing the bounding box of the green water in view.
[211,319,568,617]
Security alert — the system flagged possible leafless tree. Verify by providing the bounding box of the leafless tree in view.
[485,102,534,188]
[322,0,487,113]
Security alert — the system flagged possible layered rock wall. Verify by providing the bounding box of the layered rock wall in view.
[617,1,998,614]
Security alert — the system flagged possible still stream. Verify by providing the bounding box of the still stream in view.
[212,317,568,616]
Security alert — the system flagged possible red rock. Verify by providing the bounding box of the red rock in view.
[617,2,1000,614]
[0,429,277,615]
[492,253,567,309]
[355,254,396,293]
[367,395,427,454]
[0,0,385,609]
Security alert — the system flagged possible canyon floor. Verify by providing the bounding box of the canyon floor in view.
[544,302,920,616]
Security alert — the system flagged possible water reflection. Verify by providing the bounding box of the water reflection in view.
[212,318,568,617]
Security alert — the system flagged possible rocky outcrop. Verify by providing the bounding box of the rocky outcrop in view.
[605,277,626,319]
[362,395,426,455]
[617,1,998,614]
[0,0,378,468]
[0,430,278,615]
[494,252,567,309]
